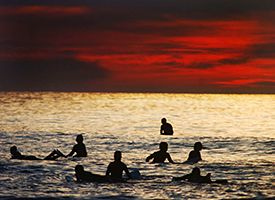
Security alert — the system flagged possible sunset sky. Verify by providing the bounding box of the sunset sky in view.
[0,0,275,93]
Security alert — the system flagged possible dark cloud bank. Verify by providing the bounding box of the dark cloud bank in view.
[0,58,109,91]
[0,0,274,93]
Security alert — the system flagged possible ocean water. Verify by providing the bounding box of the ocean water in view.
[0,92,274,199]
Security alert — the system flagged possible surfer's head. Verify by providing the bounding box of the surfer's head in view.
[10,145,21,158]
[161,118,167,124]
[75,165,84,174]
[191,167,201,176]
[10,146,18,155]
[76,134,84,143]
[194,142,203,151]
[159,142,168,152]
[114,151,122,162]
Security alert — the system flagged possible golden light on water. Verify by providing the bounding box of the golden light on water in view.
[0,93,274,199]
[0,93,274,138]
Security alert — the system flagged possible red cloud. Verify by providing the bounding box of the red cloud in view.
[0,6,91,16]
[0,2,274,93]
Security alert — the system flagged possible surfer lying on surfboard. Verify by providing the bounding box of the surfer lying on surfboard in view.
[172,167,228,184]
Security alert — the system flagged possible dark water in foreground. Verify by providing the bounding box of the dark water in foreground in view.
[0,93,274,199]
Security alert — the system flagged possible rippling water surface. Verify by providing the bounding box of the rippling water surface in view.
[0,92,274,199]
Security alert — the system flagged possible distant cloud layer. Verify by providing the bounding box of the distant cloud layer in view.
[0,59,109,91]
[0,0,274,93]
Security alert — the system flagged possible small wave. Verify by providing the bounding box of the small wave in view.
[95,195,139,200]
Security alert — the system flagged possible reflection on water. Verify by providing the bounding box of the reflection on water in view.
[0,93,274,199]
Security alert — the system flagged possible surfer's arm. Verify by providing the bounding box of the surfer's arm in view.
[105,163,111,176]
[160,125,164,134]
[170,124,174,134]
[167,153,175,164]
[146,153,155,162]
[124,164,132,179]
[66,150,75,157]
[66,145,76,157]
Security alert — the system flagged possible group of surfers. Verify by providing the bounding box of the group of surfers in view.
[9,118,228,184]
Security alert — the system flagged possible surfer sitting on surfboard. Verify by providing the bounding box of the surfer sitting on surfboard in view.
[66,134,87,158]
[106,151,132,182]
[183,142,203,164]
[146,142,175,164]
[160,118,174,135]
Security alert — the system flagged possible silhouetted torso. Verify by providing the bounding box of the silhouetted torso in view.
[160,123,173,135]
[146,142,175,163]
[147,151,173,163]
[71,143,87,157]
[106,161,128,180]
[187,150,201,163]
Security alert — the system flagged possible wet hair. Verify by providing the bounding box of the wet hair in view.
[159,142,168,151]
[191,167,201,176]
[75,165,84,174]
[114,151,122,161]
[76,134,84,143]
[161,118,167,124]
[194,142,203,151]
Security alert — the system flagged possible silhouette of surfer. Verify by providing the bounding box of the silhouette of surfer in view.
[75,165,108,183]
[160,118,174,135]
[183,142,203,164]
[66,134,87,157]
[172,167,228,184]
[146,142,175,163]
[10,145,65,160]
[106,151,131,181]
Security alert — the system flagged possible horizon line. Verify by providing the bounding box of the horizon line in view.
[0,90,274,95]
